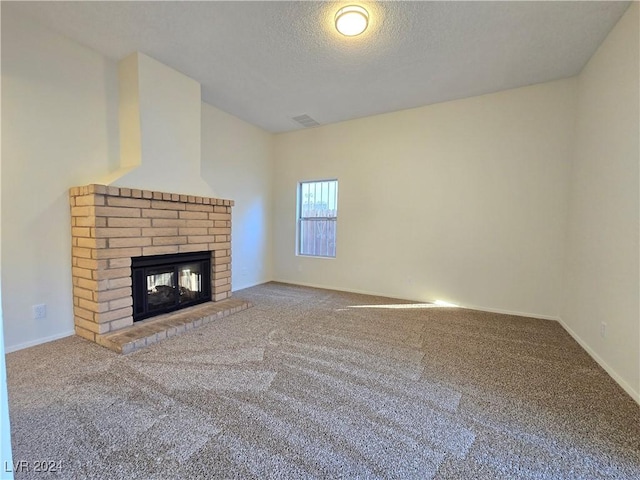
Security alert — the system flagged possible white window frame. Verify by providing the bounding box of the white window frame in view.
[297,179,338,258]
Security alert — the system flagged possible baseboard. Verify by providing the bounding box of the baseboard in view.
[458,303,560,321]
[275,279,639,405]
[232,278,273,292]
[5,330,75,354]
[558,318,640,405]
[4,279,271,354]
[271,279,421,304]
[6,284,637,406]
[271,279,560,321]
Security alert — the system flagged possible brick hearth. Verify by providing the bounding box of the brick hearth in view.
[69,184,244,352]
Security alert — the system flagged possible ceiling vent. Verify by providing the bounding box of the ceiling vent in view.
[292,114,320,128]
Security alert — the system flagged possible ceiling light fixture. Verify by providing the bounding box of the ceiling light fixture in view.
[335,5,369,36]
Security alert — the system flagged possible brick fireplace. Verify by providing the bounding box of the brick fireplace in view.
[69,184,242,352]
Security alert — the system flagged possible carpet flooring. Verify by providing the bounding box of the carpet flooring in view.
[6,282,640,479]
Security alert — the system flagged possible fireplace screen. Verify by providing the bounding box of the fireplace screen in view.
[131,252,211,321]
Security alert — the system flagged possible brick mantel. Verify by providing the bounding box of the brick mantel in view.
[69,184,233,345]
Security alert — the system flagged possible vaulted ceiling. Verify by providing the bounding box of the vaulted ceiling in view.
[5,1,631,132]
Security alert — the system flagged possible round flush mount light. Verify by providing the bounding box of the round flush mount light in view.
[335,5,369,36]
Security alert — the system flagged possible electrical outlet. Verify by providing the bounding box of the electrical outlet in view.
[33,304,47,320]
[600,322,607,338]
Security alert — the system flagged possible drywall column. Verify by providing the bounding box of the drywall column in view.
[111,52,212,196]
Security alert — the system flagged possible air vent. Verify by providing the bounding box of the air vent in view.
[292,114,320,128]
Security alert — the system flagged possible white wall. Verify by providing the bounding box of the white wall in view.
[273,79,577,319]
[201,103,273,290]
[1,11,119,351]
[1,11,273,351]
[561,3,639,402]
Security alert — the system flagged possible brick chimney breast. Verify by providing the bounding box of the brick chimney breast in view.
[69,184,233,344]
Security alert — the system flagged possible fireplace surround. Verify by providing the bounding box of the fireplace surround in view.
[69,184,234,349]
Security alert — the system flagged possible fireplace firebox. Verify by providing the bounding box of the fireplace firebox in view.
[131,252,211,321]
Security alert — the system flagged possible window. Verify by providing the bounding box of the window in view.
[298,179,338,257]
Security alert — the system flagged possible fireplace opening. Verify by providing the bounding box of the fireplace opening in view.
[131,252,211,321]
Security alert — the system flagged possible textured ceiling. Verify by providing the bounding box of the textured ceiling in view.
[4,1,631,133]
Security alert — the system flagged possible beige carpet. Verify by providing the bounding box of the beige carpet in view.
[6,282,640,479]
